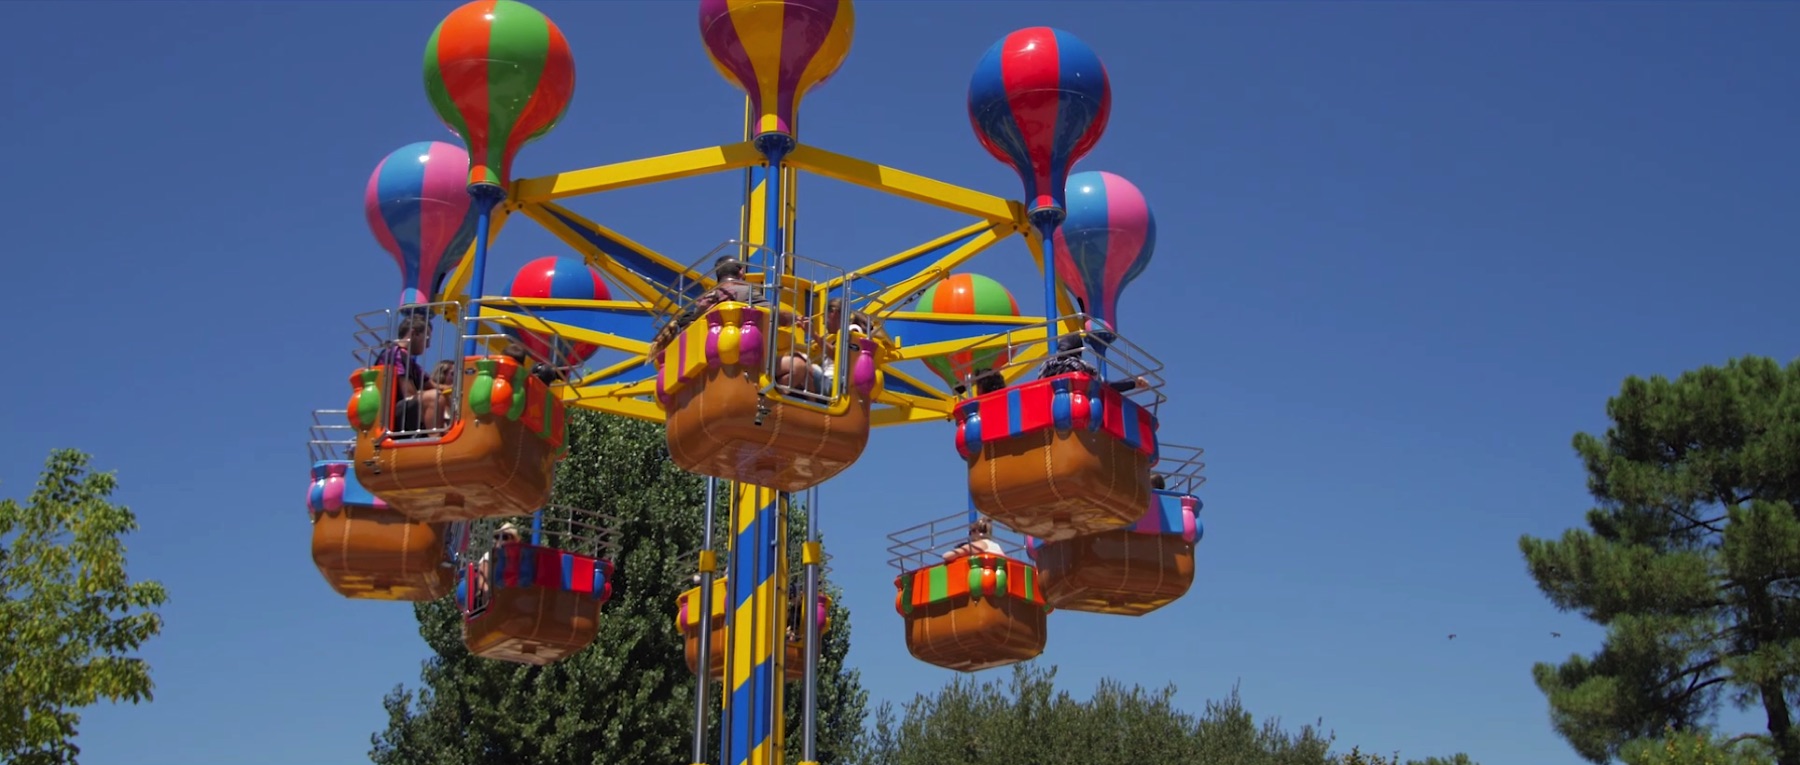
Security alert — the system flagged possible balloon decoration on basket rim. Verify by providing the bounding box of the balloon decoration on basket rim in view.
[967,26,1111,232]
[1053,171,1156,332]
[425,0,576,196]
[505,256,610,367]
[365,141,481,307]
[698,0,856,158]
[918,273,1021,390]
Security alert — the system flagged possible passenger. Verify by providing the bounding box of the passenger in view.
[430,360,458,427]
[473,522,525,613]
[1151,474,1167,491]
[1037,334,1148,393]
[808,298,874,394]
[652,258,813,391]
[970,368,1006,396]
[941,519,1005,562]
[499,342,563,386]
[377,314,444,434]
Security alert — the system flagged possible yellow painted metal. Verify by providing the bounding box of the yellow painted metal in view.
[511,141,763,203]
[520,202,696,311]
[811,220,1002,296]
[697,550,718,574]
[801,541,824,566]
[865,222,1015,315]
[788,145,1025,225]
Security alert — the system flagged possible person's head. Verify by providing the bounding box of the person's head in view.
[501,343,529,365]
[494,522,522,545]
[397,315,432,354]
[714,257,745,281]
[1150,474,1167,490]
[431,359,456,387]
[969,519,992,539]
[531,363,559,385]
[1055,333,1084,355]
[972,369,1005,395]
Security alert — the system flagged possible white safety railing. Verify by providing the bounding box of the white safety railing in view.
[946,313,1167,413]
[1154,443,1208,496]
[885,510,1031,575]
[307,408,356,463]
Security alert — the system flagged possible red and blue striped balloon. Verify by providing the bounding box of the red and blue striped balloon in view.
[364,141,479,306]
[1053,171,1156,330]
[505,256,610,366]
[967,27,1111,227]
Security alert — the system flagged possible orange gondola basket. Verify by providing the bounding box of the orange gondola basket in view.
[1027,490,1202,616]
[954,372,1158,540]
[894,553,1050,672]
[657,302,879,492]
[457,540,615,666]
[675,576,833,681]
[308,459,455,601]
[348,352,567,523]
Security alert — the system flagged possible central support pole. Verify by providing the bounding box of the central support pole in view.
[718,482,787,765]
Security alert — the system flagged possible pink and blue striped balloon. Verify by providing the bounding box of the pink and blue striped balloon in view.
[1052,171,1156,330]
[364,141,480,306]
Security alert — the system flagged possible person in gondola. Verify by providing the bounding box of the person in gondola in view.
[651,257,815,391]
[942,519,1005,562]
[1037,333,1149,393]
[377,314,446,435]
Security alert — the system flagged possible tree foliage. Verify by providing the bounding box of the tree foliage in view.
[370,411,868,765]
[854,663,1475,765]
[1521,356,1800,764]
[0,449,168,765]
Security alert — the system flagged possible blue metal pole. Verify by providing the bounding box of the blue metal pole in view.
[461,187,503,356]
[1036,220,1061,359]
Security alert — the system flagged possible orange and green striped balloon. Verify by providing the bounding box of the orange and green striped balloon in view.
[917,273,1020,389]
[424,0,575,193]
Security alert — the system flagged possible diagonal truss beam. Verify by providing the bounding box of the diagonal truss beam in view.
[511,141,763,203]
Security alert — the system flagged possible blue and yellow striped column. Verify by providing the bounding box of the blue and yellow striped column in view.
[718,482,786,765]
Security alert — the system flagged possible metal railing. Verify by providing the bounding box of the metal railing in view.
[885,510,1032,574]
[944,313,1167,413]
[1154,443,1208,496]
[455,505,622,618]
[307,408,356,463]
[651,240,893,411]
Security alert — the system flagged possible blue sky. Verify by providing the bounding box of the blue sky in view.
[2,1,1797,764]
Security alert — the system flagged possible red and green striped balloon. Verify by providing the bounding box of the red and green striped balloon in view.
[424,0,575,193]
[917,273,1021,389]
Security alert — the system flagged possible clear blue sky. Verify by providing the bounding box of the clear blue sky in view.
[2,2,1796,764]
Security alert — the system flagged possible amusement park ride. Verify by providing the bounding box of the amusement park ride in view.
[304,1,1208,765]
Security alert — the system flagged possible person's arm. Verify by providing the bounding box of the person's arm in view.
[390,351,420,397]
[1108,378,1145,393]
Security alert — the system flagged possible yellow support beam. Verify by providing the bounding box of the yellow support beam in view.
[866,223,1013,315]
[511,141,764,203]
[520,202,692,312]
[788,145,1026,226]
[811,220,1002,297]
[888,325,1048,363]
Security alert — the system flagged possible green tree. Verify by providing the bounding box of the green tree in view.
[0,449,168,765]
[1620,726,1776,765]
[370,411,867,765]
[1521,357,1800,765]
[854,662,1476,765]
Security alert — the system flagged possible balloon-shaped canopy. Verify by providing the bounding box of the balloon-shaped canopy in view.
[917,273,1020,389]
[365,141,481,307]
[425,0,576,194]
[699,0,855,157]
[1052,171,1156,330]
[967,27,1111,229]
[504,256,610,367]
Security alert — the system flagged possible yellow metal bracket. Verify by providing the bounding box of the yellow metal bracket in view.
[801,542,824,566]
[697,550,718,574]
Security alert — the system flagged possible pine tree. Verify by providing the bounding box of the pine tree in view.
[1521,356,1800,764]
[370,411,867,764]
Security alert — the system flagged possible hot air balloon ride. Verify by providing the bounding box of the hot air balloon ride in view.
[1054,171,1156,333]
[307,409,455,601]
[425,0,577,354]
[886,511,1050,672]
[312,2,1200,763]
[349,147,569,524]
[503,255,611,373]
[677,574,833,681]
[1025,443,1206,616]
[967,26,1111,356]
[916,273,1022,392]
[455,507,619,665]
